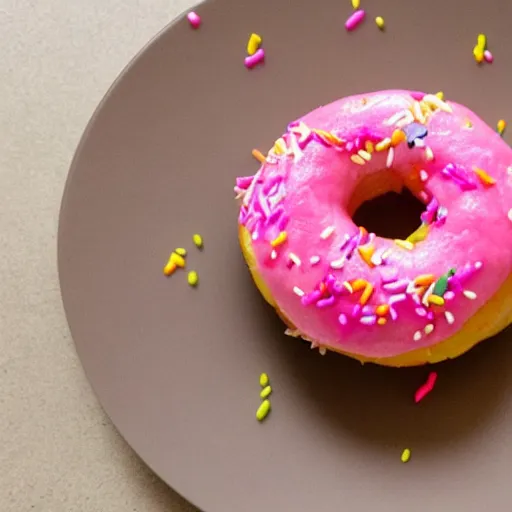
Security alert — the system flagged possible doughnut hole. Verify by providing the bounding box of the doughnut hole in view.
[349,169,427,240]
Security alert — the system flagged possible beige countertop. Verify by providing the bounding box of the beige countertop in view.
[1,1,198,510]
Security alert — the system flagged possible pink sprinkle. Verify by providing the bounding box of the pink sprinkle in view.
[383,279,409,293]
[360,315,377,326]
[389,293,407,305]
[411,91,426,101]
[414,372,438,403]
[444,291,455,301]
[317,296,336,308]
[245,48,265,69]
[338,313,348,326]
[415,307,427,317]
[389,307,398,321]
[345,9,366,31]
[484,50,494,63]
[187,11,201,28]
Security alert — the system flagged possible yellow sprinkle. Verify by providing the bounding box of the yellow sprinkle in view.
[260,385,272,399]
[428,294,445,307]
[375,16,385,30]
[425,146,434,161]
[477,33,487,50]
[175,247,187,257]
[365,141,374,153]
[193,233,203,248]
[394,239,414,251]
[406,223,429,244]
[247,33,262,56]
[358,149,372,161]
[357,244,375,267]
[401,448,411,463]
[271,231,288,247]
[473,44,484,63]
[171,252,186,268]
[375,138,391,152]
[163,261,177,276]
[473,167,496,186]
[350,154,366,165]
[377,317,387,326]
[497,119,507,135]
[273,137,287,154]
[464,119,473,129]
[351,0,360,8]
[187,270,199,287]
[252,148,266,163]
[435,91,444,100]
[313,129,343,145]
[256,399,271,421]
[259,373,269,387]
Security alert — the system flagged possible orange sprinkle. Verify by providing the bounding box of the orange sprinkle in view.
[428,294,445,307]
[251,148,266,163]
[391,129,406,147]
[270,231,288,247]
[360,283,374,306]
[473,167,496,186]
[376,304,390,316]
[319,282,328,295]
[358,244,375,267]
[359,226,368,239]
[163,261,177,276]
[351,279,367,292]
[415,286,427,297]
[414,274,436,287]
[313,129,343,145]
[377,317,387,326]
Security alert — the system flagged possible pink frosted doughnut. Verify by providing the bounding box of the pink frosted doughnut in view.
[236,90,512,366]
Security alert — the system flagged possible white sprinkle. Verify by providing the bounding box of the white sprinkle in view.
[319,347,327,356]
[330,258,345,269]
[385,110,408,126]
[320,226,335,239]
[445,311,455,325]
[413,101,426,123]
[422,282,436,307]
[293,286,305,297]
[508,208,512,222]
[289,253,301,266]
[386,147,394,168]
[310,341,318,349]
[343,281,353,293]
[425,146,434,161]
[370,248,385,266]
[463,290,477,300]
[508,166,512,175]
[406,280,417,295]
[310,255,321,265]
[424,323,434,335]
[423,94,453,113]
[252,231,259,241]
[475,261,483,270]
[413,330,422,342]
[413,138,425,148]
[419,169,429,182]
[396,111,415,128]
[270,250,277,260]
[358,149,372,161]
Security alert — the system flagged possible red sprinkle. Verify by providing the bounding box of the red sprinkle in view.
[414,372,438,403]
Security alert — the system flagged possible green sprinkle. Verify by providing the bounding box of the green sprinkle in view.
[256,400,271,421]
[187,271,199,287]
[175,247,187,257]
[193,233,203,249]
[260,385,272,399]
[432,268,455,297]
[401,448,411,463]
[259,373,269,387]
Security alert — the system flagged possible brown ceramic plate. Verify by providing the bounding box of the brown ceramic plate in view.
[58,0,512,510]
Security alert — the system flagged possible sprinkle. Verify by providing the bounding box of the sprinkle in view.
[435,91,444,100]
[414,274,435,287]
[473,44,484,63]
[247,33,262,56]
[422,282,436,307]
[385,110,408,126]
[477,33,487,50]
[319,347,327,356]
[422,94,452,113]
[463,290,477,300]
[259,373,269,387]
[357,244,375,267]
[256,400,271,421]
[187,11,201,28]
[375,138,391,152]
[252,148,266,163]
[365,141,374,153]
[270,250,277,260]
[445,311,455,325]
[376,304,390,316]
[358,149,372,161]
[273,138,287,154]
[413,330,422,342]
[245,48,265,69]
[484,50,494,63]
[425,146,434,161]
[171,252,186,268]
[360,315,377,326]
[377,317,387,326]
[407,224,429,244]
[403,123,428,147]
[497,119,507,135]
[289,253,301,267]
[271,231,288,247]
[310,255,321,265]
[360,283,374,306]
[350,154,366,166]
[260,385,272,399]
[401,449,411,463]
[383,279,409,293]
[415,307,427,317]
[473,167,496,186]
[419,169,429,182]
[193,233,203,248]
[175,247,187,257]
[293,286,305,297]
[389,293,407,306]
[320,226,336,239]
[508,209,512,222]
[394,239,414,251]
[338,313,348,326]
[386,147,395,168]
[351,0,360,8]
[432,272,452,296]
[444,291,455,301]
[345,9,366,31]
[414,372,438,403]
[317,296,336,308]
[413,102,426,124]
[330,258,345,269]
[375,16,385,30]
[391,129,406,147]
[343,281,353,294]
[187,270,199,287]
[428,295,445,307]
[163,261,177,276]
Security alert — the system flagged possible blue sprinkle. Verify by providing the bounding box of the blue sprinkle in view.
[403,122,428,148]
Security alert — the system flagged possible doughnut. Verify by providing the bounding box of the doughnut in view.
[235,90,512,367]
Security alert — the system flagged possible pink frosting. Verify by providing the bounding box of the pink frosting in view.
[236,90,512,359]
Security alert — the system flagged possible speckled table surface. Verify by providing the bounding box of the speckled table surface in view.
[0,1,198,510]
